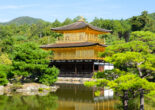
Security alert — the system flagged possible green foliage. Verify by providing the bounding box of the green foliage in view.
[85,79,109,90]
[97,38,155,96]
[0,72,8,85]
[130,31,155,52]
[100,41,155,79]
[8,42,59,84]
[146,91,155,107]
[93,69,126,80]
[0,54,12,85]
[95,90,101,96]
[91,18,131,42]
[38,88,44,92]
[0,36,15,53]
[108,74,155,110]
[91,18,114,30]
[87,31,155,109]
[148,13,155,20]
[130,11,155,32]
[39,66,59,86]
[108,74,155,92]
[86,72,155,108]
[130,31,155,41]
[0,63,12,86]
[0,94,58,110]
[100,41,151,57]
[0,25,14,39]
[38,36,56,45]
[105,52,144,66]
[4,16,46,25]
[52,19,61,28]
[101,33,120,45]
[115,97,139,110]
[0,54,12,65]
[84,80,97,87]
[62,18,73,25]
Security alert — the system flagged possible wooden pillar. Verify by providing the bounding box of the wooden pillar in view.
[75,62,77,76]
[93,62,94,72]
[92,62,94,77]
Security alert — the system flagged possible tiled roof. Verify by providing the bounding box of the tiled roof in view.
[40,42,107,48]
[51,21,111,33]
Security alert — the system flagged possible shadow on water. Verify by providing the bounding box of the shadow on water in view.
[0,84,119,110]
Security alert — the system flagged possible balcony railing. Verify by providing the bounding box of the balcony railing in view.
[56,37,105,44]
[53,56,104,60]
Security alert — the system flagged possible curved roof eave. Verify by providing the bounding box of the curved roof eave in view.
[51,21,112,33]
[40,42,107,48]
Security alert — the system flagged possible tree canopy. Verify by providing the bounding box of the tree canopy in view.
[7,42,59,85]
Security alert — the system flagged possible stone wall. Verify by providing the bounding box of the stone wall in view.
[56,77,94,84]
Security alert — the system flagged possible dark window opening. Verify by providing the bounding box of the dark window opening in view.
[94,65,98,71]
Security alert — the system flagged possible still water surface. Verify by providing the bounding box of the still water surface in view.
[0,84,117,110]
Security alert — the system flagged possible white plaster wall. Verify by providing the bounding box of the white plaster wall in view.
[104,65,114,70]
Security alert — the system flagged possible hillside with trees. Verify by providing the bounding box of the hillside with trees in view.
[0,16,47,25]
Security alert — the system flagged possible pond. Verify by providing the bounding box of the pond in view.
[0,84,117,110]
[55,84,116,110]
[0,84,154,110]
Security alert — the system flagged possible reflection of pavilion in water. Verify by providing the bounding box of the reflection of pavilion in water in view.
[55,84,116,110]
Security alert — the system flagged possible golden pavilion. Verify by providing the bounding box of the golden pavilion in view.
[41,18,111,77]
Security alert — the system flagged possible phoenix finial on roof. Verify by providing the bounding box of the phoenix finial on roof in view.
[78,16,84,22]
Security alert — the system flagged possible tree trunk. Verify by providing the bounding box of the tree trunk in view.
[140,89,144,110]
[123,90,128,110]
[124,32,130,42]
[137,63,145,110]
[118,32,123,39]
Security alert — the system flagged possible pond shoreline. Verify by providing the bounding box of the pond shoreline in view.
[0,83,59,96]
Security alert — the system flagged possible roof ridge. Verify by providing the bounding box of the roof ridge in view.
[51,21,112,33]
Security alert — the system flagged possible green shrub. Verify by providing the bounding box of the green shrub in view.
[0,72,8,86]
[38,88,44,92]
[39,66,59,86]
[8,42,59,84]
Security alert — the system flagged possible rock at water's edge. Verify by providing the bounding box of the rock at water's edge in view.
[3,83,59,96]
[0,86,4,95]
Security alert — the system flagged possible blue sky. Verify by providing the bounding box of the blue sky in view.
[0,0,154,22]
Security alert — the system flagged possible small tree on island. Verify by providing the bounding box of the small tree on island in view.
[8,42,59,85]
[85,74,155,110]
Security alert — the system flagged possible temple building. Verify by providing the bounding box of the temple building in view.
[41,18,111,77]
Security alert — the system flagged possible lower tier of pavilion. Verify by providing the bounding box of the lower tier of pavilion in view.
[50,59,105,78]
[41,42,106,60]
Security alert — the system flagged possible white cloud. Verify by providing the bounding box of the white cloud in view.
[0,18,10,22]
[0,4,39,10]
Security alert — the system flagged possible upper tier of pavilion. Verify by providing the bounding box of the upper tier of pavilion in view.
[50,20,112,44]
